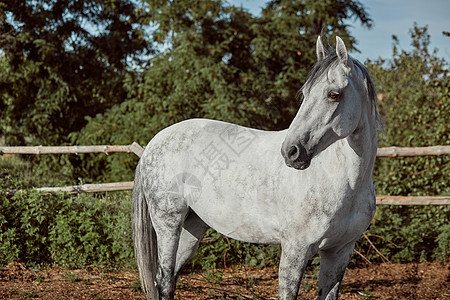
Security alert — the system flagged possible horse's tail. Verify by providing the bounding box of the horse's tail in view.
[132,163,159,300]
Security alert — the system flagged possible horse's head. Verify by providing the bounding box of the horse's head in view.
[281,36,379,170]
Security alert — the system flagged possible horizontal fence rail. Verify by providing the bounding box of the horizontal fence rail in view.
[376,195,450,205]
[36,182,134,193]
[0,142,144,157]
[1,144,449,158]
[2,143,449,205]
[376,145,450,157]
[34,182,450,205]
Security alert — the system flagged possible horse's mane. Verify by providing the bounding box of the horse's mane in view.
[299,50,384,131]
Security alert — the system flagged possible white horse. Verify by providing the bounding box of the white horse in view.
[132,36,382,300]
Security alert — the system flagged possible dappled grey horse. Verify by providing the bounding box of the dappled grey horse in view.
[133,36,382,299]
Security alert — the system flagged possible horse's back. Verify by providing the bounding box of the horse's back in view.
[142,118,283,173]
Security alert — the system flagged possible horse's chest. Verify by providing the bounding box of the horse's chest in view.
[282,185,375,246]
[320,193,375,248]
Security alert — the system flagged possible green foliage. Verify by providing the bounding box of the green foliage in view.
[368,24,449,196]
[434,223,450,260]
[360,205,449,262]
[48,193,127,267]
[0,171,134,268]
[0,0,151,184]
[0,0,150,146]
[65,272,80,283]
[362,25,450,263]
[0,154,76,187]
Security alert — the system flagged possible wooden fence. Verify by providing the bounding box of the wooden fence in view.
[1,143,449,205]
[0,142,145,157]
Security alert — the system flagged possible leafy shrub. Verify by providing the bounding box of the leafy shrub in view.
[0,155,73,188]
[0,176,57,265]
[48,192,134,268]
[434,223,450,260]
[368,25,448,197]
[359,206,449,263]
[0,170,134,268]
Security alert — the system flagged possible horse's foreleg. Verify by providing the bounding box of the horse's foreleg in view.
[174,209,209,279]
[317,241,356,300]
[278,241,315,300]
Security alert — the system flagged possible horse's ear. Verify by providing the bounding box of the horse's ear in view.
[336,36,348,65]
[316,35,328,62]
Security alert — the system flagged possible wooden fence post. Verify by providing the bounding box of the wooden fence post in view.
[129,142,144,157]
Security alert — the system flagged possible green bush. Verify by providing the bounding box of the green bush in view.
[48,192,134,268]
[0,155,73,188]
[0,170,134,268]
[358,205,449,263]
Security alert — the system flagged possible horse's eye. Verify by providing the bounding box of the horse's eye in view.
[328,91,340,101]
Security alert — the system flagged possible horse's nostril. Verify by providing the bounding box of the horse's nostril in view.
[288,145,300,161]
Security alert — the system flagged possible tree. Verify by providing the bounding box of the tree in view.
[74,0,373,181]
[0,0,150,145]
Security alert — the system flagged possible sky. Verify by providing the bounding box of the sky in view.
[229,0,450,63]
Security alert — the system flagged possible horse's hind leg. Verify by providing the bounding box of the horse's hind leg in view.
[174,209,209,278]
[317,241,356,300]
[150,196,188,300]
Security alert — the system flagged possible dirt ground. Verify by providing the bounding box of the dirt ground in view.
[0,260,448,299]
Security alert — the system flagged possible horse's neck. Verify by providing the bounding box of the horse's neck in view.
[336,112,377,190]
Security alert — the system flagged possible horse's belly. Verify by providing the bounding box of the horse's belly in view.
[195,208,280,244]
[191,189,281,244]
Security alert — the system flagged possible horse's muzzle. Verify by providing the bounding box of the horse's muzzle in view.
[282,144,311,170]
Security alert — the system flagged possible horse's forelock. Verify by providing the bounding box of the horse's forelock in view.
[300,51,340,98]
